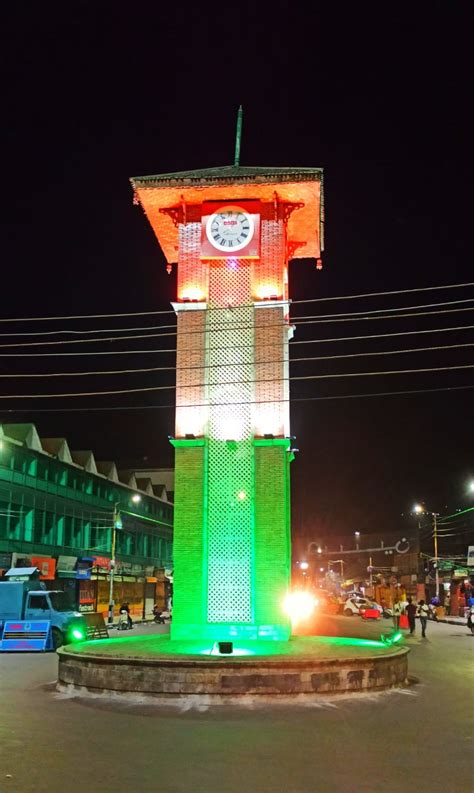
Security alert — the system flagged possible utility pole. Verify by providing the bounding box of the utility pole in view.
[433,512,439,599]
[107,504,121,625]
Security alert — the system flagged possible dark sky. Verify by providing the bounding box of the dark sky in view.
[1,3,473,549]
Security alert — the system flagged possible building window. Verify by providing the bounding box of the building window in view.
[33,510,44,544]
[26,458,37,477]
[90,524,109,554]
[64,515,80,548]
[36,459,49,480]
[43,511,56,545]
[0,501,9,538]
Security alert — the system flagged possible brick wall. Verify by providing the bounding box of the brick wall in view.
[254,445,291,628]
[171,445,206,632]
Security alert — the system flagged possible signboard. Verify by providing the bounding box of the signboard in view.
[78,581,95,613]
[92,556,111,573]
[82,613,109,640]
[76,567,91,580]
[467,546,474,567]
[31,556,56,581]
[57,555,77,572]
[0,621,52,652]
[453,568,469,578]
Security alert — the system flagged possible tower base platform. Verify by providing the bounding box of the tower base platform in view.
[57,635,409,704]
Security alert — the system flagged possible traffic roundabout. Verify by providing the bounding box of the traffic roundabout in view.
[57,633,409,704]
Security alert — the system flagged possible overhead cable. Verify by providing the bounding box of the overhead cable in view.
[0,363,473,398]
[1,322,474,357]
[0,384,473,413]
[1,306,474,350]
[0,281,472,323]
[3,341,474,379]
[2,296,473,338]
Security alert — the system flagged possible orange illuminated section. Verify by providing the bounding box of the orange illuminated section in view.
[131,170,323,266]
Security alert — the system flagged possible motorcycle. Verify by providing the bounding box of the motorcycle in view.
[117,609,133,630]
[153,608,171,624]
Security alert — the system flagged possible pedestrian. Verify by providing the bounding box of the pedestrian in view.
[417,599,430,638]
[444,592,451,616]
[392,598,403,630]
[406,597,417,634]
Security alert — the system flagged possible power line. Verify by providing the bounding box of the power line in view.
[2,296,473,338]
[0,310,474,351]
[0,323,474,358]
[293,282,474,306]
[0,281,472,324]
[2,341,474,379]
[0,363,473,399]
[295,305,474,325]
[0,384,473,414]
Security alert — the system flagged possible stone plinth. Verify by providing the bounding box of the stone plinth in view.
[57,635,409,704]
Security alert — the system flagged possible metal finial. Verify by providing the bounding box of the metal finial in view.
[234,105,243,167]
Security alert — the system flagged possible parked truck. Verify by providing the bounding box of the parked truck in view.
[0,568,86,649]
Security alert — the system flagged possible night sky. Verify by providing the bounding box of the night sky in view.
[1,3,472,552]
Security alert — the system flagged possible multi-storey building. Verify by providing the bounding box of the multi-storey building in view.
[0,423,173,619]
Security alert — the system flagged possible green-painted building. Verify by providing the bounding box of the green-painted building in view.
[0,423,173,619]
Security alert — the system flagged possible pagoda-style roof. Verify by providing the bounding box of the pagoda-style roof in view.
[131,165,323,188]
[131,164,324,262]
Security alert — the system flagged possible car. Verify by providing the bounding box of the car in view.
[343,596,383,617]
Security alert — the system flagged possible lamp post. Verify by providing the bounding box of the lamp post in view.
[414,503,440,599]
[354,531,361,551]
[107,494,141,625]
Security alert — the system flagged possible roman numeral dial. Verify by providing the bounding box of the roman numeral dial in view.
[205,206,255,253]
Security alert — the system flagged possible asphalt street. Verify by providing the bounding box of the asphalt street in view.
[0,617,472,793]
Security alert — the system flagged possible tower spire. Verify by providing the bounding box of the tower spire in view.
[233,105,243,167]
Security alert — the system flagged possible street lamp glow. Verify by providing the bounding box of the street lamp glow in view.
[469,481,474,493]
[413,503,424,514]
[131,494,141,504]
[299,561,309,570]
[317,547,322,554]
[354,531,361,538]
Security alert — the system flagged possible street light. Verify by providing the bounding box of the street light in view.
[108,493,142,625]
[413,503,440,599]
[468,481,474,494]
[354,531,361,551]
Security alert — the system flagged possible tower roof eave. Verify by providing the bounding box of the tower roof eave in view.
[130,164,323,189]
[130,165,324,262]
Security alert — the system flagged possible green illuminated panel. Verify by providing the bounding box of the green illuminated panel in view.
[170,444,207,634]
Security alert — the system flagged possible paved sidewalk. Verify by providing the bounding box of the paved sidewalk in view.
[436,615,470,626]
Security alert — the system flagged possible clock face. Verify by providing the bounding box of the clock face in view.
[206,206,255,252]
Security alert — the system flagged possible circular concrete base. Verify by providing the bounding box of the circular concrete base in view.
[57,635,409,703]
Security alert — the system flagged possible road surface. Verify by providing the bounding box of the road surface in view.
[0,617,472,793]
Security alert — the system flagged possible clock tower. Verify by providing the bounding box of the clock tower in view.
[131,163,323,641]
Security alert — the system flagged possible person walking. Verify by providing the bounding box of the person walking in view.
[417,599,430,638]
[392,598,403,630]
[406,597,417,634]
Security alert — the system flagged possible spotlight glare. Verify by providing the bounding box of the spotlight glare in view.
[283,591,316,625]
